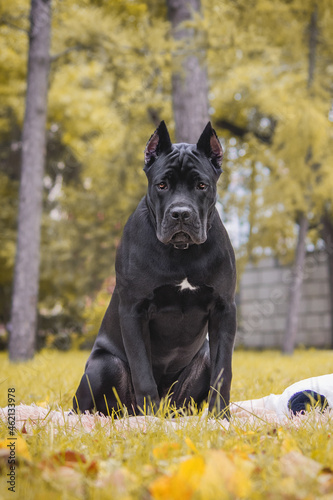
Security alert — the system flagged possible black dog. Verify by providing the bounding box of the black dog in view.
[73,121,236,417]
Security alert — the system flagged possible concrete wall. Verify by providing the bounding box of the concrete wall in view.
[237,251,331,348]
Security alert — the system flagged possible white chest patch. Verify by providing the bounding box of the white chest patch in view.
[178,278,198,292]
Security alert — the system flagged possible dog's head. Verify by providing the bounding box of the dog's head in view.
[144,121,223,250]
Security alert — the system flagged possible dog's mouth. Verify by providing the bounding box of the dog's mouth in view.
[169,231,193,250]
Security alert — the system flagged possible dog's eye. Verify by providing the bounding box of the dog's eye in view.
[197,182,208,190]
[157,182,168,190]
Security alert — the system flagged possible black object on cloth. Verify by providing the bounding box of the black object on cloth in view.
[288,390,329,415]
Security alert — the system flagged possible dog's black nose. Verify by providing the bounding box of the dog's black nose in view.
[170,207,192,221]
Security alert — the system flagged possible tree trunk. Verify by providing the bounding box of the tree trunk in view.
[282,7,318,354]
[283,214,309,354]
[322,214,333,348]
[9,0,52,361]
[166,0,209,143]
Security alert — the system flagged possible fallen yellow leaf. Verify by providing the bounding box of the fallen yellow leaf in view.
[0,437,31,461]
[150,455,205,500]
[198,450,253,499]
[149,472,194,500]
[150,449,254,500]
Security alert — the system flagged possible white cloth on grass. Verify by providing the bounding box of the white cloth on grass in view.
[233,373,333,418]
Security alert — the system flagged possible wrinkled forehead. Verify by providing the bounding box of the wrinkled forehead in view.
[171,143,198,166]
[149,144,210,180]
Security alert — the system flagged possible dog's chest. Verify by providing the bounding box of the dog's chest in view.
[177,277,198,292]
[147,280,214,317]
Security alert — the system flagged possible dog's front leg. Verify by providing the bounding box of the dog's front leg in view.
[208,300,237,417]
[119,305,160,412]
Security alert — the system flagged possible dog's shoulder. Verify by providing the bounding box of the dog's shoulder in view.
[115,197,161,277]
[121,197,155,240]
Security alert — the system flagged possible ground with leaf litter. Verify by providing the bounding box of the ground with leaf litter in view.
[0,349,332,499]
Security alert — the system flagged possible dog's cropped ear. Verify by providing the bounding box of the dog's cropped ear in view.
[144,121,172,170]
[197,122,223,173]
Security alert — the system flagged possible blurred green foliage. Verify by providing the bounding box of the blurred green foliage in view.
[0,0,332,343]
[0,0,171,340]
[205,0,333,267]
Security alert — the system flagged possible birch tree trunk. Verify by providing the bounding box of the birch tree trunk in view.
[9,0,52,361]
[166,0,209,143]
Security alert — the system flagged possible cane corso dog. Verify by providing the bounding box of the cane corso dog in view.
[73,121,236,417]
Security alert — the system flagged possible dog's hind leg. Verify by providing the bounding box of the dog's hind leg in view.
[169,340,210,410]
[73,353,136,416]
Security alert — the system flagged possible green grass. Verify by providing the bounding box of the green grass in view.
[0,349,333,499]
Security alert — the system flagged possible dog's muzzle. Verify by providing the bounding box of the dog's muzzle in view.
[158,204,206,250]
[169,231,193,250]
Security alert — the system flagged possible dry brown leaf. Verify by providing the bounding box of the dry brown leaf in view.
[51,449,87,466]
